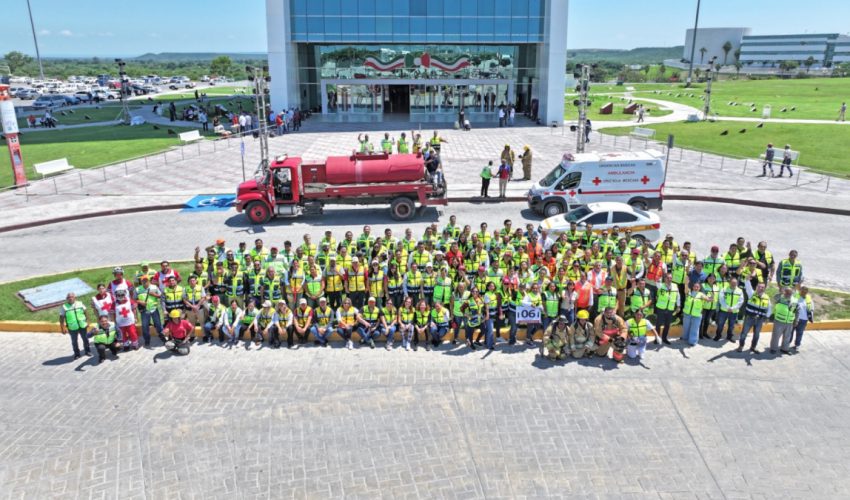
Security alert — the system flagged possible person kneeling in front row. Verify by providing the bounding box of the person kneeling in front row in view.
[163,309,194,355]
[88,315,120,364]
[541,315,570,360]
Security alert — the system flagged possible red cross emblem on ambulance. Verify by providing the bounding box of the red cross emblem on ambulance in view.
[592,177,602,186]
[568,190,577,197]
[641,175,650,185]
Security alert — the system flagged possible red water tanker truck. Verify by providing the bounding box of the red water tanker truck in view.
[235,152,447,224]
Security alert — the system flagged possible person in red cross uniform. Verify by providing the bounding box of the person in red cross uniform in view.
[114,289,140,350]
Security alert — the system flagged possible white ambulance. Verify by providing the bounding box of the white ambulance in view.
[527,150,665,217]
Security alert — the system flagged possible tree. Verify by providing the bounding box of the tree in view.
[733,48,741,62]
[657,63,666,82]
[714,63,722,75]
[4,51,33,74]
[699,47,707,64]
[722,41,733,65]
[804,56,816,73]
[210,55,232,77]
[734,60,743,77]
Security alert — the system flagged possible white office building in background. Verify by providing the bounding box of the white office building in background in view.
[738,33,841,68]
[683,27,751,66]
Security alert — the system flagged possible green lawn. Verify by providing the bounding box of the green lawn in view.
[630,78,849,120]
[604,121,850,177]
[0,263,193,323]
[565,97,673,121]
[0,124,214,188]
[145,86,251,102]
[17,106,142,128]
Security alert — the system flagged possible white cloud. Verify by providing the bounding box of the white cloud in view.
[59,29,73,37]
[38,29,51,35]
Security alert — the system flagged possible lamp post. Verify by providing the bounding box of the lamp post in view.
[25,0,45,81]
[246,65,271,176]
[114,59,132,125]
[703,56,718,120]
[573,64,592,153]
[685,0,702,88]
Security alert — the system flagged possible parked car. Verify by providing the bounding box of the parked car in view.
[539,202,662,244]
[200,75,210,82]
[184,81,196,89]
[74,91,93,102]
[31,95,67,109]
[16,89,40,100]
[59,95,80,105]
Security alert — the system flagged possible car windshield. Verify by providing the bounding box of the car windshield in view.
[563,206,591,222]
[539,164,567,187]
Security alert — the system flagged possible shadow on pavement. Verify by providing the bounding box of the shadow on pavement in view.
[42,354,79,366]
[223,206,441,230]
[73,356,99,372]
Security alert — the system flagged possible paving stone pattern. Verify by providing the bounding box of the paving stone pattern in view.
[1,330,849,498]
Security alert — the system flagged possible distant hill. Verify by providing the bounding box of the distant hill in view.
[568,46,683,64]
[133,52,267,62]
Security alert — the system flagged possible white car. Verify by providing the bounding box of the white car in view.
[539,202,662,244]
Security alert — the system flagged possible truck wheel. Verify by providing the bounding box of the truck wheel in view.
[543,202,564,217]
[390,197,416,221]
[629,198,649,211]
[245,201,271,224]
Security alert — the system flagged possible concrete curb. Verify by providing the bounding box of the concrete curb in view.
[2,319,849,338]
[0,194,847,234]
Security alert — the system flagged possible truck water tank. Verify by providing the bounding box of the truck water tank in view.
[323,153,424,185]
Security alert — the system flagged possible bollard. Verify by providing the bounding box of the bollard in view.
[213,139,217,152]
[24,183,29,202]
[197,142,201,156]
[826,176,831,192]
[679,147,683,160]
[796,170,801,187]
[53,177,58,194]
[720,156,724,171]
[103,168,107,181]
[181,147,185,161]
[124,162,129,176]
[743,159,748,175]
[699,151,704,166]
[79,171,83,188]
[144,155,148,169]
[629,135,633,149]
[164,152,168,165]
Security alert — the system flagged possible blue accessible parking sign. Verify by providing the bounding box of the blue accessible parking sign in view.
[182,194,237,212]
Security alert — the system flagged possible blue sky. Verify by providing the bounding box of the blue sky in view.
[1,0,848,57]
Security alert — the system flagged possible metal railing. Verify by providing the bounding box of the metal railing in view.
[596,131,842,193]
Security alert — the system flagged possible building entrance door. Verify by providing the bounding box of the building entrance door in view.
[386,85,409,115]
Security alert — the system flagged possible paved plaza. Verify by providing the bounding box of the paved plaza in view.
[1,330,849,498]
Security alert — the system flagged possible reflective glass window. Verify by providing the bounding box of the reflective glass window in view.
[293,16,307,34]
[325,16,341,35]
[427,0,443,15]
[323,0,341,15]
[410,1,427,15]
[478,0,495,15]
[443,0,460,16]
[512,0,528,16]
[393,1,410,15]
[291,0,307,16]
[358,0,376,15]
[444,17,461,36]
[461,0,477,16]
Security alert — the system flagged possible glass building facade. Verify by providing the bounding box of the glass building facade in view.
[266,0,568,123]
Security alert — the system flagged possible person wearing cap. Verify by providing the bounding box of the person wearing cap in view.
[59,292,92,359]
[250,300,276,346]
[109,267,134,302]
[519,144,532,181]
[595,276,618,322]
[311,297,335,347]
[87,315,120,364]
[182,275,207,335]
[133,261,156,288]
[114,288,140,350]
[203,295,228,344]
[541,314,569,360]
[428,301,451,348]
[593,306,627,360]
[626,309,657,359]
[264,246,287,275]
[346,257,367,309]
[162,309,195,355]
[359,297,382,349]
[698,273,721,340]
[569,309,595,358]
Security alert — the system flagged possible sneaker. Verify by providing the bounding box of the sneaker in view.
[736,346,743,352]
[405,344,410,352]
[662,339,671,345]
[712,335,721,341]
[780,349,791,355]
[509,339,516,345]
[314,340,320,345]
[369,339,375,349]
[323,342,329,348]
[73,354,81,360]
[346,340,353,350]
[85,351,92,356]
[413,344,418,352]
[525,339,534,346]
[750,348,761,354]
[386,343,392,351]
